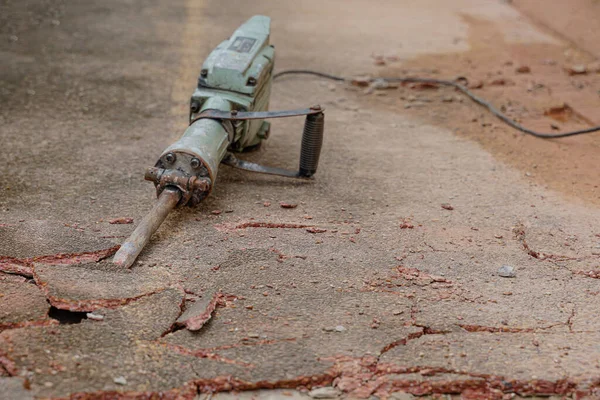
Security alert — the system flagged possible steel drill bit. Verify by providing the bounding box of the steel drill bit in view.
[113,187,181,268]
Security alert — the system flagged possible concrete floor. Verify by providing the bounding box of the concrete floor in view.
[1,0,600,399]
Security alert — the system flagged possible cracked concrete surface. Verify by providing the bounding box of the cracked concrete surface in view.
[1,0,600,398]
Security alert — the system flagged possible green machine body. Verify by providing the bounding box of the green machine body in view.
[114,15,324,268]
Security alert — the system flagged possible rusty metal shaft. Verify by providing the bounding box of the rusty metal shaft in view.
[113,187,181,268]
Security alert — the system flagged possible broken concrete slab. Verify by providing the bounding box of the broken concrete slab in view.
[97,287,184,340]
[32,261,175,311]
[0,220,119,277]
[164,289,417,358]
[0,220,119,260]
[0,289,245,398]
[0,277,55,331]
[176,291,220,331]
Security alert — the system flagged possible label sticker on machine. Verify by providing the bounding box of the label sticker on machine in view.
[228,37,257,53]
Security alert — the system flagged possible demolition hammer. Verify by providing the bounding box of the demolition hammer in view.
[113,16,324,267]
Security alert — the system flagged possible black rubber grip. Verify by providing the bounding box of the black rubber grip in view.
[299,112,324,177]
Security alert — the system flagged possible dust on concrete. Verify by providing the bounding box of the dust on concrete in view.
[363,13,600,206]
[2,0,600,399]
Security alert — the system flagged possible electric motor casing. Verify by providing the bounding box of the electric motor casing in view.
[191,15,274,151]
[153,15,275,206]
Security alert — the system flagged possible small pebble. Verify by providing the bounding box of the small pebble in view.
[334,325,346,332]
[247,332,260,338]
[498,265,516,278]
[86,312,104,321]
[113,376,127,385]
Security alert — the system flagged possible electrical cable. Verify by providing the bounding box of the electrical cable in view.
[273,69,600,139]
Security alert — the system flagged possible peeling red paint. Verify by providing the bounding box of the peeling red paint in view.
[0,319,58,332]
[459,324,535,333]
[214,221,311,232]
[380,330,425,353]
[576,269,600,279]
[6,348,600,399]
[159,342,254,368]
[31,246,120,265]
[0,352,18,377]
[193,373,337,394]
[0,258,33,277]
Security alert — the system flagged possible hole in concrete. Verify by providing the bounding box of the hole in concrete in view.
[48,307,88,324]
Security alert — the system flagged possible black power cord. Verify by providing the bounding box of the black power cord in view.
[273,69,600,139]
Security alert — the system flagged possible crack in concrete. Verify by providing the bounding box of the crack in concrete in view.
[193,373,337,397]
[0,350,18,377]
[0,246,120,278]
[458,323,561,333]
[32,266,169,311]
[566,307,576,333]
[214,221,312,232]
[378,329,426,355]
[576,269,600,279]
[160,295,187,338]
[158,342,255,368]
[0,319,58,333]
[197,337,297,353]
[513,225,592,263]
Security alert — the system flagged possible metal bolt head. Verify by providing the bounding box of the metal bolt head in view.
[230,109,238,116]
[190,158,201,169]
[190,101,200,113]
[310,104,322,111]
[164,153,176,164]
[247,77,257,86]
[200,69,208,77]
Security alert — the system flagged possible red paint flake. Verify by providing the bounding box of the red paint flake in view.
[109,217,134,224]
[400,218,414,229]
[306,227,327,234]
